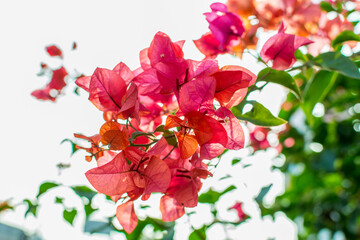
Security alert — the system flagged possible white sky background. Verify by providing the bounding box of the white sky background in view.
[0,0,296,239]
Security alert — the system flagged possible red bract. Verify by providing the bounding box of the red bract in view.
[31,66,68,101]
[45,45,63,58]
[178,76,216,114]
[213,65,256,108]
[134,32,187,95]
[230,202,248,222]
[260,22,313,70]
[194,32,226,58]
[215,107,245,150]
[31,86,56,102]
[77,66,140,122]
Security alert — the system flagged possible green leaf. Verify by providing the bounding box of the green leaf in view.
[84,203,98,218]
[320,1,335,12]
[302,70,338,125]
[257,67,302,99]
[55,197,64,204]
[36,182,60,198]
[140,205,151,209]
[23,199,38,217]
[71,185,97,201]
[131,131,154,140]
[84,220,111,235]
[63,208,77,225]
[189,226,207,240]
[61,138,79,156]
[74,86,80,96]
[219,174,232,181]
[294,49,306,62]
[198,189,221,204]
[118,218,148,240]
[232,101,287,126]
[163,131,177,146]
[255,184,273,203]
[222,185,236,195]
[312,52,360,79]
[153,125,165,132]
[232,158,242,165]
[0,201,13,212]
[331,31,360,48]
[198,185,236,204]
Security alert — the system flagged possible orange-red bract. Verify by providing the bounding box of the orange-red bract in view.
[213,65,256,108]
[175,132,198,159]
[164,115,184,130]
[99,122,129,150]
[185,111,213,145]
[74,133,103,162]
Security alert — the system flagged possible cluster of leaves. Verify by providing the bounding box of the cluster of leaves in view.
[259,44,360,239]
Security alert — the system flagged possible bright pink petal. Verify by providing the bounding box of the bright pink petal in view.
[89,68,127,112]
[146,137,169,156]
[116,201,138,233]
[148,32,184,66]
[75,76,91,92]
[210,2,228,12]
[200,142,225,160]
[215,107,245,150]
[119,83,139,121]
[294,35,314,49]
[260,22,312,70]
[160,195,185,222]
[133,68,162,95]
[113,62,135,85]
[167,176,199,207]
[143,156,171,195]
[96,150,117,167]
[179,76,216,114]
[205,3,245,46]
[85,152,138,196]
[186,59,219,81]
[193,32,224,57]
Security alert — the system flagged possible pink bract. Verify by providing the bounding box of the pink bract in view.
[260,22,313,70]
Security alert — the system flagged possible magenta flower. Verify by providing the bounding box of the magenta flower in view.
[205,2,245,47]
[194,2,245,58]
[260,22,313,70]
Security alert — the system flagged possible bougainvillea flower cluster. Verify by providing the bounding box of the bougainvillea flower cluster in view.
[74,31,256,233]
